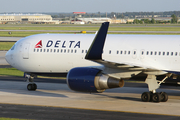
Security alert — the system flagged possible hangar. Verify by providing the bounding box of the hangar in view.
[0,14,59,24]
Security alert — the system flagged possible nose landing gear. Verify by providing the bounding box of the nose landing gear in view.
[25,74,37,91]
[27,83,37,91]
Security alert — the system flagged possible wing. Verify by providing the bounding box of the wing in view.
[85,22,167,79]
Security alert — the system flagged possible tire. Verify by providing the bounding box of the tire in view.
[141,92,151,102]
[27,84,32,91]
[160,92,168,102]
[33,83,37,90]
[152,93,161,102]
[27,83,37,91]
[34,84,37,90]
[31,84,37,91]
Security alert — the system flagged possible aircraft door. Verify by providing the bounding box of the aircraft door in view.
[140,49,145,59]
[23,43,30,59]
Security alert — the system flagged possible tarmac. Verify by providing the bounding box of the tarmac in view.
[0,36,22,42]
[0,51,8,65]
[0,76,180,117]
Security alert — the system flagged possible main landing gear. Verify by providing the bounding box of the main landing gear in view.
[141,91,168,102]
[141,74,170,103]
[26,74,37,91]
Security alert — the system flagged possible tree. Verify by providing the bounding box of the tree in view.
[171,14,178,23]
[98,11,101,18]
[143,19,151,24]
[133,19,139,24]
[51,15,58,18]
[121,13,124,19]
[151,18,155,24]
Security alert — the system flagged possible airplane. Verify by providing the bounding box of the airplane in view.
[5,22,180,103]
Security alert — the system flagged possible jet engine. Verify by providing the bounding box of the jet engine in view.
[66,67,124,92]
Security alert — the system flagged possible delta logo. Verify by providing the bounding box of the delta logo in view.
[35,40,42,48]
[35,40,81,48]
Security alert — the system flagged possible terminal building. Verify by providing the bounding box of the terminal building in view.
[0,14,59,24]
[71,18,129,24]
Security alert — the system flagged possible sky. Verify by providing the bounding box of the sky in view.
[0,0,180,13]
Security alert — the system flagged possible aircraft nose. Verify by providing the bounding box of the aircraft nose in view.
[5,50,12,65]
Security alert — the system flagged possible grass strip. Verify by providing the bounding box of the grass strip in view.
[0,68,24,77]
[0,68,65,79]
[0,42,15,50]
[1,31,180,38]
[0,25,180,31]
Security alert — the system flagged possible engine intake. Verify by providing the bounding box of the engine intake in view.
[67,67,124,92]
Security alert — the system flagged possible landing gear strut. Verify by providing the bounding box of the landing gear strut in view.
[141,74,170,103]
[25,74,37,91]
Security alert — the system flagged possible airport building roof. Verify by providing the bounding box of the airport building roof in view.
[0,13,49,16]
[0,13,59,24]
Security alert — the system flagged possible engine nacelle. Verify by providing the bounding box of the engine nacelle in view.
[67,67,124,92]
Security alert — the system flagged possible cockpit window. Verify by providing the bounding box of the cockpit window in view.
[11,44,15,50]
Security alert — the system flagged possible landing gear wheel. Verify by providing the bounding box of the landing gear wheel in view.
[27,83,37,91]
[33,84,37,90]
[152,93,161,102]
[27,84,32,90]
[160,92,168,102]
[141,92,151,102]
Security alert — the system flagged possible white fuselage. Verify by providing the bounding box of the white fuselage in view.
[5,34,180,75]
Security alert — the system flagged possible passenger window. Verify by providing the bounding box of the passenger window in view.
[50,49,52,52]
[109,50,111,54]
[40,49,42,52]
[117,51,119,54]
[150,51,153,55]
[54,49,56,52]
[47,49,49,52]
[134,51,136,55]
[68,49,70,53]
[75,50,77,53]
[128,51,130,54]
[64,49,66,53]
[171,52,173,56]
[34,49,36,52]
[163,52,165,55]
[61,49,63,53]
[57,49,59,53]
[37,49,39,52]
[44,49,46,52]
[86,50,87,53]
[71,50,73,53]
[82,50,84,53]
[120,51,123,54]
[159,52,161,55]
[124,51,126,54]
[146,51,149,55]
[167,52,169,56]
[154,51,157,55]
[175,52,177,56]
[141,51,144,55]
